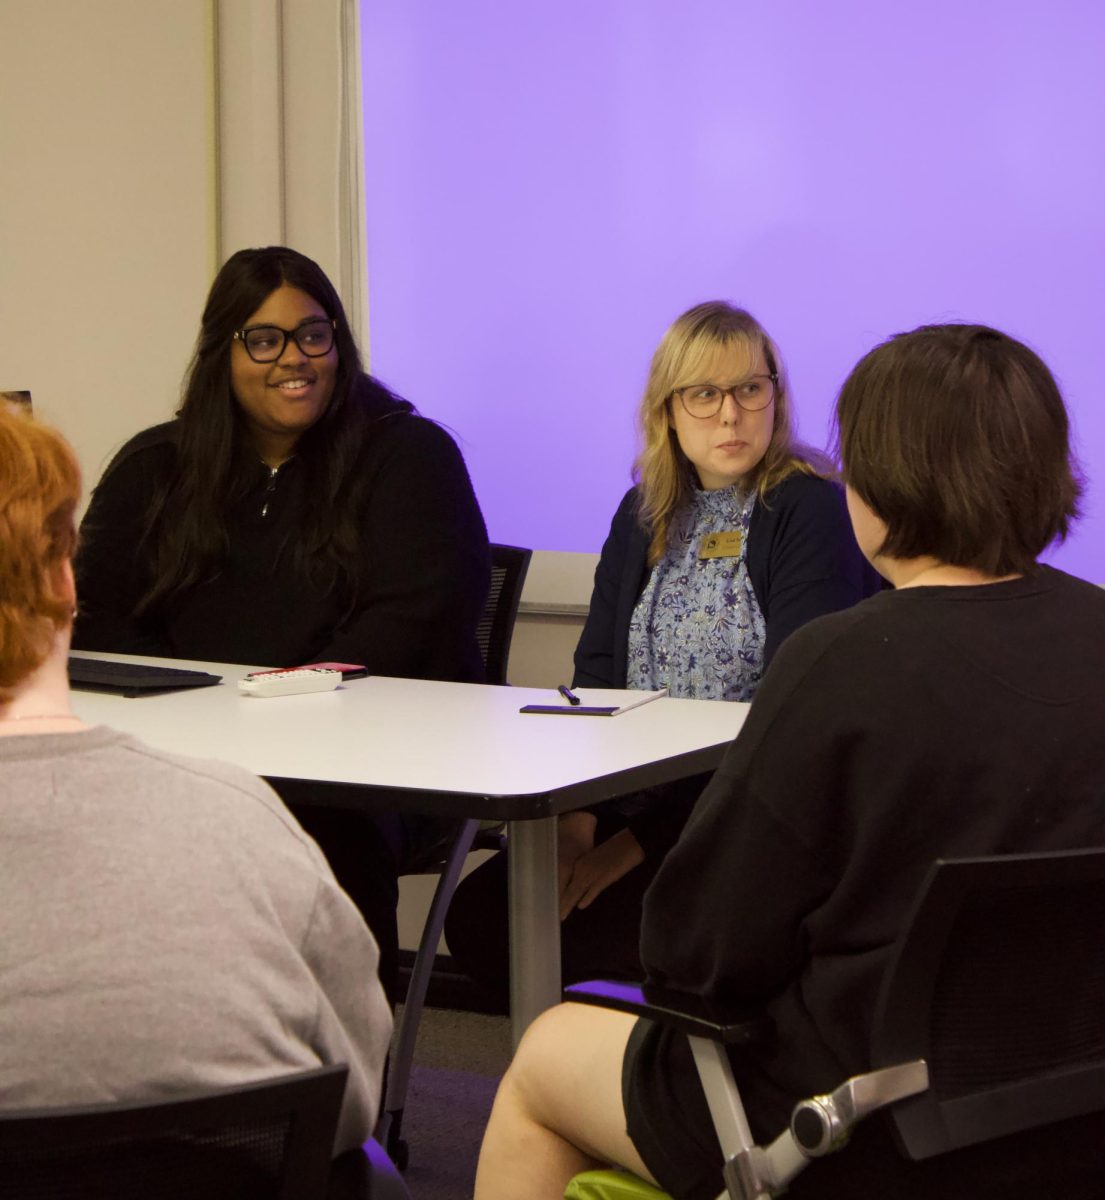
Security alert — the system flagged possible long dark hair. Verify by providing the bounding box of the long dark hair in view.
[139,246,409,614]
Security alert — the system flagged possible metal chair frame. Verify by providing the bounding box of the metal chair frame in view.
[566,847,1105,1200]
[378,543,532,1167]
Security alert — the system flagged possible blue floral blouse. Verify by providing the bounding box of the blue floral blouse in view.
[626,486,765,701]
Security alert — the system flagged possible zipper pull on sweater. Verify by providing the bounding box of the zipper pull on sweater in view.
[260,465,279,518]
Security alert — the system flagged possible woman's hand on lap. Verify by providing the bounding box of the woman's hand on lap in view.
[559,828,645,920]
[558,811,598,902]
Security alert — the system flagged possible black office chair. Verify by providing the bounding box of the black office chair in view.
[379,543,533,1167]
[476,543,533,689]
[564,847,1105,1199]
[0,1065,410,1200]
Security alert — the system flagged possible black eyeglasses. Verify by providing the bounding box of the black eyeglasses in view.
[672,373,778,418]
[232,319,336,363]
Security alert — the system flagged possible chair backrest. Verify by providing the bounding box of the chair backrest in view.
[477,543,532,686]
[0,1065,347,1200]
[872,847,1105,1161]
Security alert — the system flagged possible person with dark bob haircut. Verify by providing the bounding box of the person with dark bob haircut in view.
[473,323,1105,1200]
[74,246,491,1001]
[837,322,1081,577]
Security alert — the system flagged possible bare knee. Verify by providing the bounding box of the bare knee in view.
[500,1004,587,1125]
[477,1006,610,1199]
[503,1002,653,1179]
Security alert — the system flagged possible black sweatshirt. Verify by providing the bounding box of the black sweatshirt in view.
[625,566,1105,1198]
[73,398,490,682]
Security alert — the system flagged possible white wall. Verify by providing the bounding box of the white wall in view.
[1,0,217,493]
[218,0,369,349]
[2,0,366,496]
[506,549,597,687]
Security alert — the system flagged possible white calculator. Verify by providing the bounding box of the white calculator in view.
[238,668,342,698]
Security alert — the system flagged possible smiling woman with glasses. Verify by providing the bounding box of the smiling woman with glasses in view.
[71,245,491,1004]
[446,300,878,1012]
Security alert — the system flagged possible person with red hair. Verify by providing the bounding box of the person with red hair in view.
[0,404,391,1163]
[0,404,81,711]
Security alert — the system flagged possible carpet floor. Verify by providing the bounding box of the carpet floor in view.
[392,1006,513,1200]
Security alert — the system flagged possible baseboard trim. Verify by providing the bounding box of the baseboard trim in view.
[397,950,508,1016]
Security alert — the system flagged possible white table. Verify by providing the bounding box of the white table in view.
[70,654,749,1039]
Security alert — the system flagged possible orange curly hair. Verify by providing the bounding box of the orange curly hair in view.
[0,405,81,698]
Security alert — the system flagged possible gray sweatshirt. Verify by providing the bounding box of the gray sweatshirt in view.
[0,726,391,1153]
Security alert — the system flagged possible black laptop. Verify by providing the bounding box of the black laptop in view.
[67,656,222,698]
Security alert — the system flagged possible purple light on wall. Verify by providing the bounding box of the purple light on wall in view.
[361,1,1105,582]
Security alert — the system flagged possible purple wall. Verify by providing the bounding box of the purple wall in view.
[361,2,1105,581]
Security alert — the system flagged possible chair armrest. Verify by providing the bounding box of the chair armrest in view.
[565,982,928,1200]
[790,1060,929,1156]
[564,980,773,1047]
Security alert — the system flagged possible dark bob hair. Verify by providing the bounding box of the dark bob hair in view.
[140,246,407,612]
[835,323,1082,576]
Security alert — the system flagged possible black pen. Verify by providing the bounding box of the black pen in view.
[557,684,581,706]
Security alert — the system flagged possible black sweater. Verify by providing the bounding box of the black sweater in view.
[627,566,1105,1196]
[74,399,490,682]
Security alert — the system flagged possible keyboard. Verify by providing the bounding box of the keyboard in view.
[67,656,223,697]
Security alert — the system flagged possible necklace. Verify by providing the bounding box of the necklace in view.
[0,713,84,724]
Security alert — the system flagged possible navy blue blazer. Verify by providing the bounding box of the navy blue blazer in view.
[574,472,879,689]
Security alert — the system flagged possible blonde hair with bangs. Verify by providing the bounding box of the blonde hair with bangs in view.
[634,301,825,565]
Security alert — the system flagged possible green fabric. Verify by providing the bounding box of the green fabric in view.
[564,1168,671,1200]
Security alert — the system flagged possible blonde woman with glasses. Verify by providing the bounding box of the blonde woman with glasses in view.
[447,301,876,1007]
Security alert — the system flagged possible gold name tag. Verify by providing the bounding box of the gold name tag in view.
[698,530,743,559]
